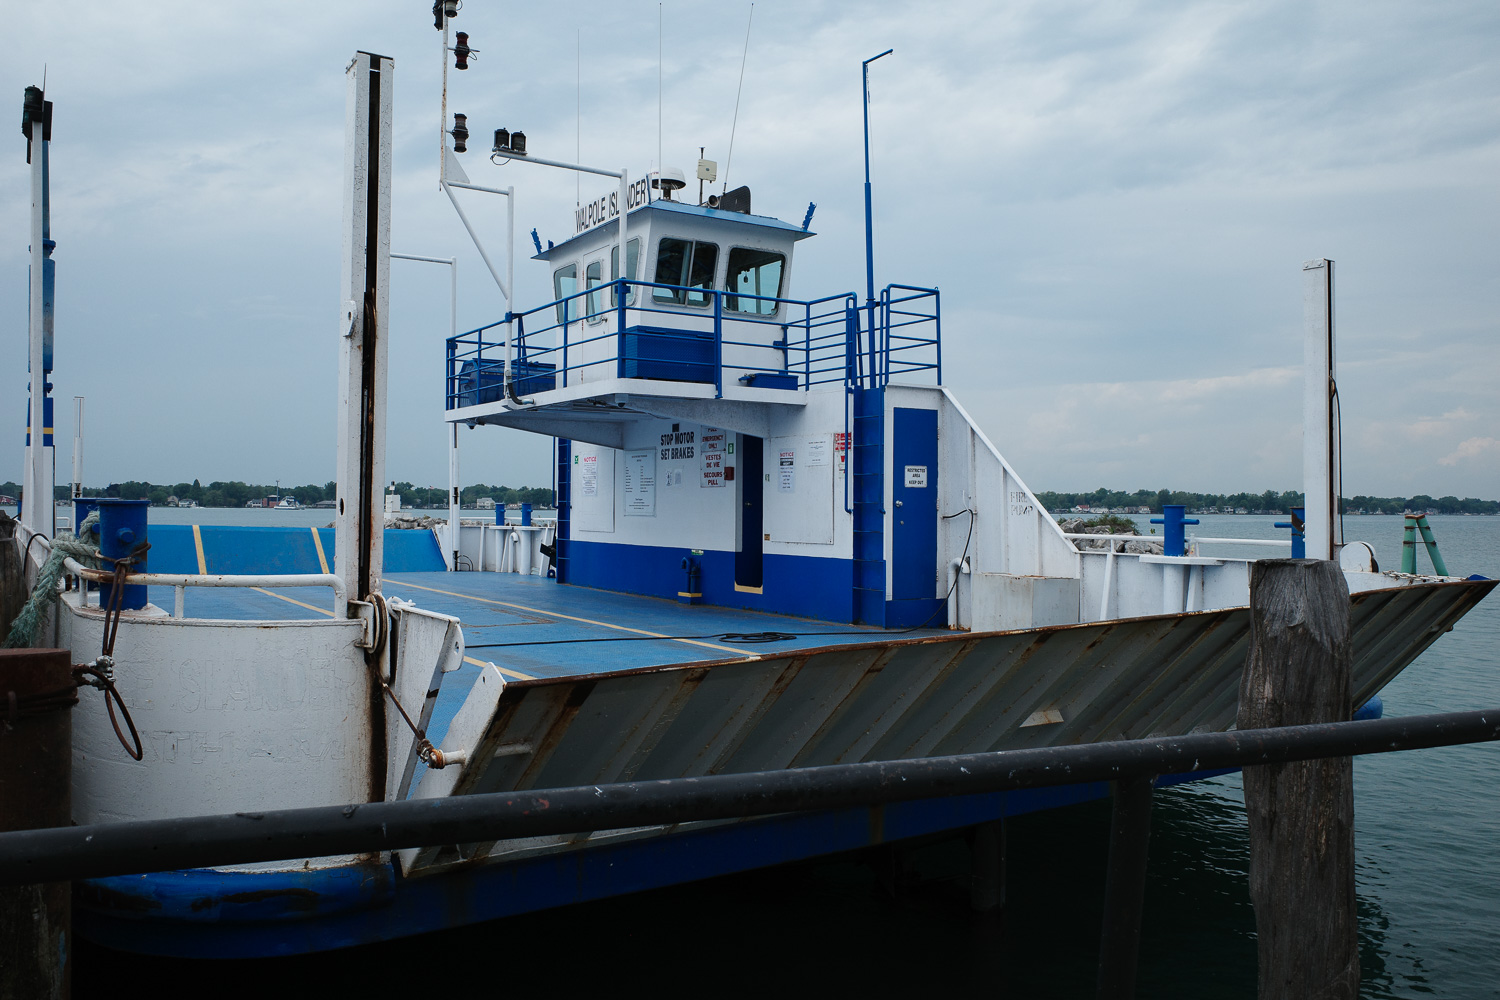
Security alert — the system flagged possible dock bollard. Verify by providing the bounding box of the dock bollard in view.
[1274,507,1306,559]
[72,496,99,539]
[679,554,702,604]
[1149,505,1199,557]
[95,498,149,610]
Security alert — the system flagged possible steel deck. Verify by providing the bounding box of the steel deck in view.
[147,572,941,677]
[142,572,945,754]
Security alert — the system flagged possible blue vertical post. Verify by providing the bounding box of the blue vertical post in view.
[805,303,812,388]
[714,290,724,398]
[520,502,532,527]
[863,49,892,391]
[616,280,627,379]
[1150,505,1199,558]
[1275,507,1307,559]
[932,289,942,384]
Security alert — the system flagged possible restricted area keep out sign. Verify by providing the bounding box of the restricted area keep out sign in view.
[905,465,928,487]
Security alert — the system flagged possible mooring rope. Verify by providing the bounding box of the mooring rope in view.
[3,511,103,649]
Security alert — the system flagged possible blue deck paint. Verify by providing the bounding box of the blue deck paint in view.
[144,525,446,576]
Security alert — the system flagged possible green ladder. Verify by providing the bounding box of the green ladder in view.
[1401,513,1449,575]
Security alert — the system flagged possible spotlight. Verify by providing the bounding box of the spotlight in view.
[509,130,526,155]
[491,128,510,153]
[449,113,469,153]
[432,0,458,29]
[453,31,472,70]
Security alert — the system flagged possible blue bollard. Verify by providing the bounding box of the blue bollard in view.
[1274,507,1306,559]
[1150,505,1199,557]
[495,502,504,525]
[521,503,533,527]
[95,498,150,610]
[74,497,100,537]
[679,554,701,604]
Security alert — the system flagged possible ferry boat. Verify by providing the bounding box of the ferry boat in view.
[5,19,1492,960]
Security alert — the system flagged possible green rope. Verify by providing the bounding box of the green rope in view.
[3,512,104,649]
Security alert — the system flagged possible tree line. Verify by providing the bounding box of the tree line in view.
[1035,487,1499,516]
[5,480,1491,515]
[1,480,557,509]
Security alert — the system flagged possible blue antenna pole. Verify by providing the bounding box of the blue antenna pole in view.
[862,49,892,388]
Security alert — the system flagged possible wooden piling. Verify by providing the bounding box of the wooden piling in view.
[969,818,1006,913]
[1096,775,1154,1000]
[1239,559,1357,1000]
[0,648,74,1000]
[1,514,25,643]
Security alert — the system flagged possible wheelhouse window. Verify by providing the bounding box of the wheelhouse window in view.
[585,260,605,321]
[553,263,577,323]
[726,248,785,315]
[611,238,641,306]
[652,237,719,307]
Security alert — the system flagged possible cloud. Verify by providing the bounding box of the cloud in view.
[1438,437,1500,467]
[1,1,1496,496]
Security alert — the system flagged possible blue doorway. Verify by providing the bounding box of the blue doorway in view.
[890,408,940,625]
[736,435,764,590]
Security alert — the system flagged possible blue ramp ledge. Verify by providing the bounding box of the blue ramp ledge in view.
[146,526,446,577]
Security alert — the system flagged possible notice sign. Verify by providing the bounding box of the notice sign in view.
[805,436,829,468]
[904,465,928,488]
[623,449,656,515]
[778,449,796,494]
[579,454,599,497]
[659,428,696,461]
[700,428,726,488]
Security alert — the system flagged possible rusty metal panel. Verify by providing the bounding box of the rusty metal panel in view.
[402,577,1491,876]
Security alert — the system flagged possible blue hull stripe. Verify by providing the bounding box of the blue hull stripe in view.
[75,771,1228,958]
[567,539,855,623]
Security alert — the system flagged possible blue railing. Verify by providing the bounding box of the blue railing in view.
[445,279,940,410]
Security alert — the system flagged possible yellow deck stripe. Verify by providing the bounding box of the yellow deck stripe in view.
[310,527,330,574]
[387,578,757,656]
[249,589,536,681]
[251,587,335,617]
[192,524,208,575]
[462,655,534,681]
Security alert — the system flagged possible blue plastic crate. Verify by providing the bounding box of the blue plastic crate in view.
[456,358,556,406]
[621,326,715,383]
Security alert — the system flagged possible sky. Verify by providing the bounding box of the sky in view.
[1,0,1496,499]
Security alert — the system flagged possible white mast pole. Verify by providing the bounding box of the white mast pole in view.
[505,185,515,386]
[450,253,461,566]
[448,423,461,567]
[1302,258,1340,561]
[71,396,84,501]
[336,51,393,614]
[24,112,50,540]
[440,17,448,187]
[619,169,629,300]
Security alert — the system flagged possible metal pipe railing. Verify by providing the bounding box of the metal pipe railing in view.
[0,708,1493,887]
[444,280,937,407]
[15,525,348,619]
